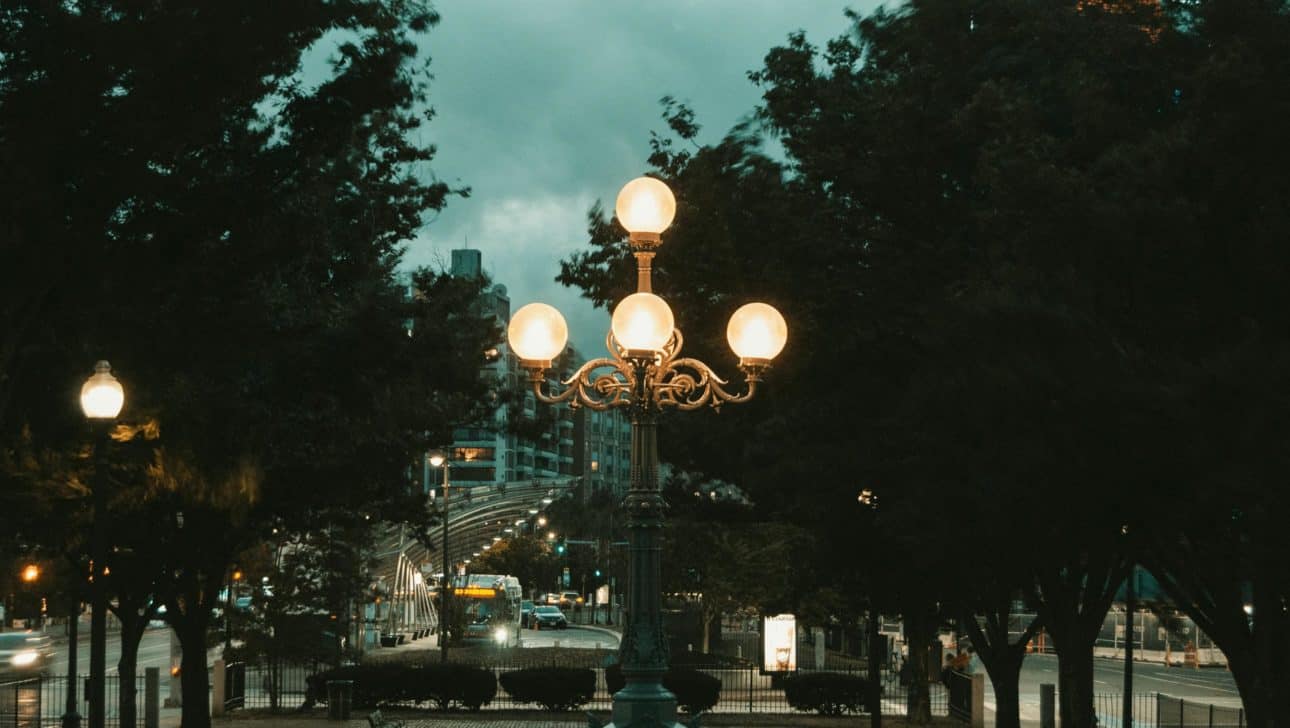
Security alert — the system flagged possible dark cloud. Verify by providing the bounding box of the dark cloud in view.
[401,0,871,356]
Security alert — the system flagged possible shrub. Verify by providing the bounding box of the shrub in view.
[605,664,721,715]
[499,667,596,711]
[782,672,871,716]
[306,662,497,711]
[417,663,498,711]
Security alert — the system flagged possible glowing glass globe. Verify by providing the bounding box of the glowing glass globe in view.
[508,303,569,363]
[726,303,788,361]
[615,177,676,236]
[611,292,674,353]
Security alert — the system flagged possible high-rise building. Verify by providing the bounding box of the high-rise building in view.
[428,249,595,489]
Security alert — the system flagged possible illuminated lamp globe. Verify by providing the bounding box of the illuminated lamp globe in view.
[507,303,568,365]
[726,303,788,363]
[615,177,676,239]
[80,360,124,419]
[611,292,674,354]
[428,452,446,468]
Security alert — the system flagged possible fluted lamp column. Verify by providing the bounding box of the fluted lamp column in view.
[507,177,786,728]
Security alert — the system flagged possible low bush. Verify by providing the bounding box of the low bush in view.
[605,664,721,715]
[306,662,497,711]
[782,672,871,716]
[499,667,596,711]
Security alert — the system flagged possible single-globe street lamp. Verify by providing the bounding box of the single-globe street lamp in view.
[428,451,451,663]
[80,360,124,728]
[507,177,786,728]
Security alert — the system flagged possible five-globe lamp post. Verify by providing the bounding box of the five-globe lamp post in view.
[79,361,124,728]
[507,177,786,728]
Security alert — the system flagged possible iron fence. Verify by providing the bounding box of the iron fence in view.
[0,675,133,728]
[1157,693,1245,728]
[1093,692,1158,728]
[281,659,947,717]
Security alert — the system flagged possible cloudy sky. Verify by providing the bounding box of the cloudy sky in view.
[394,1,879,356]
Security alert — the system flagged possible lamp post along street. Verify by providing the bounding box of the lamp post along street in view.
[80,361,123,728]
[62,598,80,728]
[429,454,450,663]
[508,177,786,728]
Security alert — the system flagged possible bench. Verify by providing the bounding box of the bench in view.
[367,710,404,728]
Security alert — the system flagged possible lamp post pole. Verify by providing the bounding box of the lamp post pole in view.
[80,361,123,728]
[62,595,81,728]
[430,455,450,664]
[88,425,108,728]
[506,177,786,728]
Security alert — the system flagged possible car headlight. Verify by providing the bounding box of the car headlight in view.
[493,627,508,645]
[11,651,38,666]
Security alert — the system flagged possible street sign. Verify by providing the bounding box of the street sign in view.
[562,566,570,588]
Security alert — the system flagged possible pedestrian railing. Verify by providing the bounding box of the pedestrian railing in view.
[269,659,947,716]
[1157,692,1245,728]
[1093,692,1158,728]
[0,674,133,728]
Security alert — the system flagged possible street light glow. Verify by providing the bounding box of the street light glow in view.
[615,176,676,237]
[21,564,38,582]
[508,303,569,363]
[727,302,788,362]
[80,361,124,419]
[611,292,674,352]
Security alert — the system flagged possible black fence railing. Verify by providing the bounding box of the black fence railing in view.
[271,660,948,717]
[1093,692,1159,728]
[0,675,132,728]
[1157,693,1245,728]
[223,662,245,711]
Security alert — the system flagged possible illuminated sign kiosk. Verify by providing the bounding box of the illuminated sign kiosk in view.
[761,613,798,674]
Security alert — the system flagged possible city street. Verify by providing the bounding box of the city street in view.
[46,623,175,677]
[986,654,1242,725]
[519,625,618,650]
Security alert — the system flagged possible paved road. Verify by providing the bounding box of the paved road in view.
[47,624,175,676]
[519,625,618,650]
[983,653,1241,726]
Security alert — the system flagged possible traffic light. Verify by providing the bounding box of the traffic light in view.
[555,539,566,555]
[594,568,602,578]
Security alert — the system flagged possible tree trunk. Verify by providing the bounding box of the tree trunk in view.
[1057,645,1095,728]
[902,608,936,724]
[116,619,146,728]
[961,605,1039,728]
[701,609,712,654]
[990,661,1023,728]
[177,619,211,728]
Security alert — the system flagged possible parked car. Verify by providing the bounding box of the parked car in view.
[530,605,568,630]
[0,632,54,677]
[520,600,535,628]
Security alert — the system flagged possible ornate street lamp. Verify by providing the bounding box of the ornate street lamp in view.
[428,451,451,663]
[79,361,124,728]
[507,177,786,728]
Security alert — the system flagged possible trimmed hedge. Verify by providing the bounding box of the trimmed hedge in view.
[498,667,596,711]
[782,672,872,716]
[604,664,721,715]
[306,663,497,711]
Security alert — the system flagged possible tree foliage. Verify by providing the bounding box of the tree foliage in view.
[0,3,491,727]
[558,2,1290,726]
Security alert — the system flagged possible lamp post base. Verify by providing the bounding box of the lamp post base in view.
[592,681,687,728]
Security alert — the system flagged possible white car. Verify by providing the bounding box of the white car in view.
[0,632,54,677]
